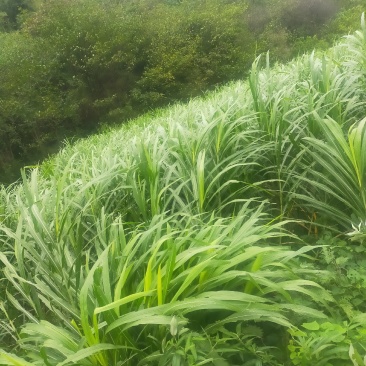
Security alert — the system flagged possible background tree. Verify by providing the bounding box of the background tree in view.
[0,0,34,30]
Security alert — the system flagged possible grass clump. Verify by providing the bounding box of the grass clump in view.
[1,15,366,366]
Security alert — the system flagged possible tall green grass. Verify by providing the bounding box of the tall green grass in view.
[1,15,366,366]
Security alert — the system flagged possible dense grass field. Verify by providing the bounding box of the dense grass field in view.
[1,17,366,366]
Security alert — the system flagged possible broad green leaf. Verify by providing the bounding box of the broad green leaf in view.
[58,344,126,366]
[302,321,320,331]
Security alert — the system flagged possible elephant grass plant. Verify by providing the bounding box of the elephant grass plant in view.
[1,15,366,365]
[0,198,329,365]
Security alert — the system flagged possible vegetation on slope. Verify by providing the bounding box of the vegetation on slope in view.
[0,0,365,183]
[1,15,366,365]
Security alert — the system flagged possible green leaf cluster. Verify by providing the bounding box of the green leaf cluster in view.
[1,7,366,366]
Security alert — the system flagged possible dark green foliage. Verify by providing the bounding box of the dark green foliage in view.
[281,0,339,36]
[0,0,33,30]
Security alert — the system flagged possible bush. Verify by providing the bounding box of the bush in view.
[281,0,339,36]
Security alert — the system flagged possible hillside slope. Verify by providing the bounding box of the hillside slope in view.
[0,0,364,184]
[1,18,366,366]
